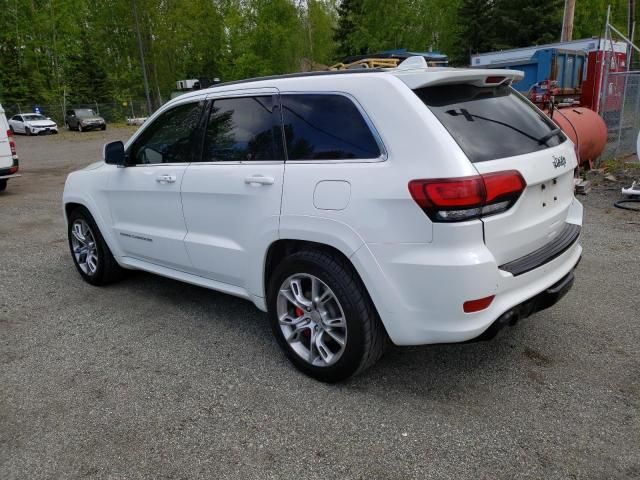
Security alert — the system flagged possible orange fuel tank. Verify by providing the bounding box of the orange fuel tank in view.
[545,107,608,168]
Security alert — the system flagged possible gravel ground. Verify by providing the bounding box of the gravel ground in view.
[1,128,639,479]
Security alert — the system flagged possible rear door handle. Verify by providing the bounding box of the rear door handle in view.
[244,175,275,186]
[156,174,177,184]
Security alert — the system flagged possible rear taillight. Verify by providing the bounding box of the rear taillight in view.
[408,170,526,222]
[7,129,18,160]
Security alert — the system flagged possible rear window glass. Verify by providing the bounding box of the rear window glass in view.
[414,84,565,163]
[281,94,381,160]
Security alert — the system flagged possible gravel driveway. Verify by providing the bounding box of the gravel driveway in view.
[1,128,638,479]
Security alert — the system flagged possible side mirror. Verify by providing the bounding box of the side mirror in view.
[103,141,126,166]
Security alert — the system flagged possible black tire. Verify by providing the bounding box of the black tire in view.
[67,207,125,286]
[267,249,388,382]
[78,123,83,132]
[25,127,31,136]
[101,125,107,131]
[0,180,7,192]
[9,125,14,134]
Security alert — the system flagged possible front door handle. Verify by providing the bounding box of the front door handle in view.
[156,174,177,184]
[244,175,275,186]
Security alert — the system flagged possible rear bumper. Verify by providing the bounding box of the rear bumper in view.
[471,261,578,341]
[351,199,583,346]
[0,161,20,180]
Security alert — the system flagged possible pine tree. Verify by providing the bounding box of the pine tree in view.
[453,0,496,65]
[334,0,365,58]
[67,31,111,104]
[493,0,563,49]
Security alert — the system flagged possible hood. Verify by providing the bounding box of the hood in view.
[83,161,104,171]
[25,119,57,127]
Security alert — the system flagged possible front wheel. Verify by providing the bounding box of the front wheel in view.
[101,125,106,131]
[267,250,387,382]
[78,123,83,132]
[67,208,125,285]
[25,127,31,136]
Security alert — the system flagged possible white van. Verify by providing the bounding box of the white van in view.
[0,104,20,192]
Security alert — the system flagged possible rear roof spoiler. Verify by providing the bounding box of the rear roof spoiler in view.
[390,68,525,89]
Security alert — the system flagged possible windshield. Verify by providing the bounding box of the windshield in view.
[76,109,96,117]
[414,84,565,163]
[23,114,47,121]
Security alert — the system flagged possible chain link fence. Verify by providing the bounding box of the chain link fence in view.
[599,70,640,161]
[3,100,151,126]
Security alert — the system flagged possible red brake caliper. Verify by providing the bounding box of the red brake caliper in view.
[295,307,311,338]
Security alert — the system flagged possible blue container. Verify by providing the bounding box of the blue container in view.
[477,48,586,93]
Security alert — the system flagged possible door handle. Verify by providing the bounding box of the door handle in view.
[156,174,177,184]
[244,175,275,186]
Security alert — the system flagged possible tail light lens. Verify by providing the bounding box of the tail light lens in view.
[408,170,526,222]
[7,129,18,160]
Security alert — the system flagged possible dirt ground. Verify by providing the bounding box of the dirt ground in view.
[1,128,639,479]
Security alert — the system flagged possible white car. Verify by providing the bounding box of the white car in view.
[63,63,583,382]
[0,104,20,191]
[9,113,58,135]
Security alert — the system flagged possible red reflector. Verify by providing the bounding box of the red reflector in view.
[463,295,495,313]
[485,76,506,84]
[9,166,18,174]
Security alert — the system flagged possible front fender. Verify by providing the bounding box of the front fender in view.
[63,171,123,260]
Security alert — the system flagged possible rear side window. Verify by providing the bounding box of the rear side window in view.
[414,84,565,163]
[202,96,283,162]
[281,94,381,160]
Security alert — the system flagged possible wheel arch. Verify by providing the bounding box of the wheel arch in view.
[63,194,123,260]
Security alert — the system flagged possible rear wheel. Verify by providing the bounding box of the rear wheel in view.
[67,207,125,286]
[101,125,106,131]
[0,180,7,192]
[267,249,387,382]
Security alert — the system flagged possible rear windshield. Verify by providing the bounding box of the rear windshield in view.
[414,84,565,163]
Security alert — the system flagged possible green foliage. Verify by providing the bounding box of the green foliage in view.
[493,0,564,49]
[453,0,496,65]
[0,0,637,110]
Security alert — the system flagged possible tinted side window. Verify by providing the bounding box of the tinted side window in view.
[414,84,566,163]
[202,96,283,162]
[281,94,381,160]
[129,101,203,165]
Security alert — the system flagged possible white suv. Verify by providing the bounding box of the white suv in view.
[63,65,583,382]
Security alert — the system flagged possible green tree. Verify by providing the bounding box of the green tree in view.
[493,0,563,49]
[453,0,496,65]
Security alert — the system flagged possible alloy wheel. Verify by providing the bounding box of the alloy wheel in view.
[276,274,347,367]
[70,219,99,275]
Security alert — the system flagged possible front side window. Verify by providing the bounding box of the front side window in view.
[414,84,566,163]
[202,96,283,162]
[129,101,203,165]
[281,94,381,160]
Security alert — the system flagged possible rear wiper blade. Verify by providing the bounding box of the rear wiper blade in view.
[537,128,562,145]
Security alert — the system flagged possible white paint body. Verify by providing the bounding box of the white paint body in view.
[8,114,58,134]
[63,67,583,345]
